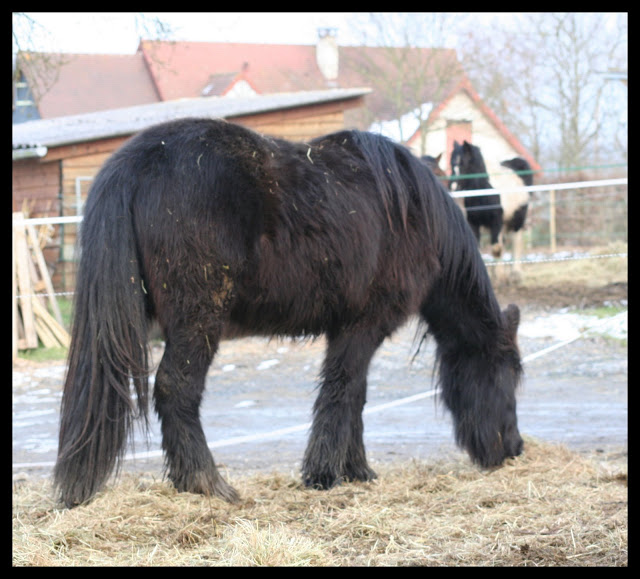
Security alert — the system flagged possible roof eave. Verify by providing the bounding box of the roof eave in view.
[12,88,372,151]
[12,146,48,161]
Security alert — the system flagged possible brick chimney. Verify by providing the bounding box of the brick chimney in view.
[316,28,339,86]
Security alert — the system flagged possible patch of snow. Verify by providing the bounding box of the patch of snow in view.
[520,310,627,341]
[256,359,279,371]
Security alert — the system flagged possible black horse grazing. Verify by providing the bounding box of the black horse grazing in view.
[449,140,531,262]
[54,118,523,508]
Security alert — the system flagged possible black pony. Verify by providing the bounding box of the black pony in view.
[449,140,531,261]
[54,118,523,508]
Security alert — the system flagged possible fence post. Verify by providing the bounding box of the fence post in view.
[12,216,17,362]
[549,189,557,252]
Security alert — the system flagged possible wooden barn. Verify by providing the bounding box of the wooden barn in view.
[12,87,370,291]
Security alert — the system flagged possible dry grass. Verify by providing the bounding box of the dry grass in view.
[516,242,628,288]
[13,243,628,566]
[13,438,626,567]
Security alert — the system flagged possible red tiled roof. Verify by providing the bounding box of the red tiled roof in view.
[19,41,463,125]
[17,41,536,169]
[140,40,327,101]
[138,40,463,122]
[19,52,160,118]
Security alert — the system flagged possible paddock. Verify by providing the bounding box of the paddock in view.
[12,247,628,470]
[12,157,627,566]
[12,266,628,564]
[13,170,628,476]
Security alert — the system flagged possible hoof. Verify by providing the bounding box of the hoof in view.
[171,469,240,503]
[302,465,377,490]
[303,471,342,491]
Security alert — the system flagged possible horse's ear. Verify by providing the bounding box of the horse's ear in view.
[435,153,442,162]
[503,304,520,336]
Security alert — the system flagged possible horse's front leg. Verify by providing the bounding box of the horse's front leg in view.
[302,327,386,489]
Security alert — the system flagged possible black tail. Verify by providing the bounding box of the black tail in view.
[53,154,151,508]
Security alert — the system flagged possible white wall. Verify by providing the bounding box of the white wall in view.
[410,91,524,187]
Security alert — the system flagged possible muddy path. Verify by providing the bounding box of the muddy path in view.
[13,282,627,483]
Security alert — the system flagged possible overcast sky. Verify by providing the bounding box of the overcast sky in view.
[14,12,367,54]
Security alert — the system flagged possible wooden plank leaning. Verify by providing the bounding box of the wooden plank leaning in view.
[26,222,63,325]
[13,212,38,349]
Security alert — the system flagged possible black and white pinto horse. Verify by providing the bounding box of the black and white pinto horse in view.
[449,140,532,276]
[54,118,523,508]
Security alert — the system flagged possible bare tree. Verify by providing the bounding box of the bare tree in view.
[458,13,628,171]
[12,13,174,112]
[344,13,466,154]
[12,13,69,107]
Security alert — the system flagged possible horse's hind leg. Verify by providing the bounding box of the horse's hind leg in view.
[302,326,385,489]
[154,320,238,502]
[490,226,504,260]
[510,229,524,281]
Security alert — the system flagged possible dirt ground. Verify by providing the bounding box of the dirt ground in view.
[13,271,628,485]
[494,279,628,312]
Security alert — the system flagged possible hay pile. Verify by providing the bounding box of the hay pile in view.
[13,438,626,566]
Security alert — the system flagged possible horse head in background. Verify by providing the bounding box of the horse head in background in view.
[449,140,503,258]
[420,153,448,185]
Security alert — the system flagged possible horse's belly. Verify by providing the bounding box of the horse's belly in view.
[227,295,330,338]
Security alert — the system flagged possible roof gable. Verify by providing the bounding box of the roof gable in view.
[201,63,261,97]
[140,40,326,101]
[408,76,541,172]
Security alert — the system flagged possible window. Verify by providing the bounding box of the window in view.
[13,70,40,123]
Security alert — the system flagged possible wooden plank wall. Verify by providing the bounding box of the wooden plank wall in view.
[12,159,60,216]
[61,152,111,216]
[56,151,112,291]
[12,159,63,286]
[235,107,345,142]
[233,99,364,142]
